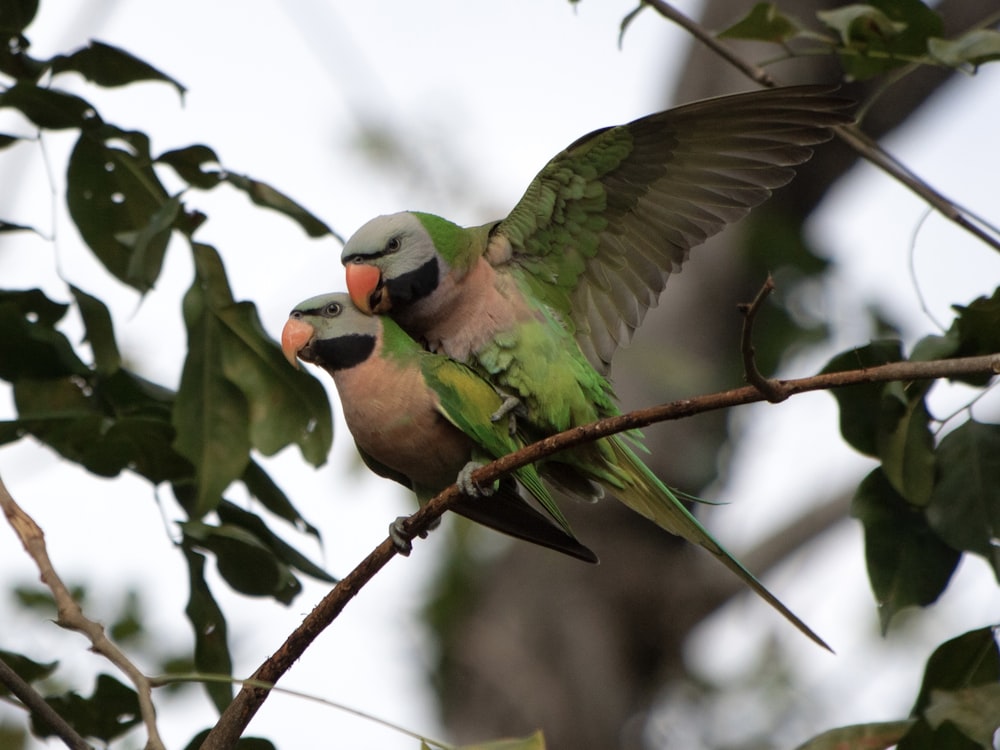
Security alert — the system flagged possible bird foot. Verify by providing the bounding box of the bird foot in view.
[490,395,526,436]
[457,461,496,498]
[388,515,440,556]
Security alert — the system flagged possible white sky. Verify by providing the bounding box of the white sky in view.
[1,1,999,748]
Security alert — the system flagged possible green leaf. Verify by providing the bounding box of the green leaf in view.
[926,421,1000,581]
[910,330,960,363]
[242,459,321,538]
[33,674,140,742]
[157,144,223,189]
[823,339,903,456]
[173,246,252,517]
[70,285,121,374]
[9,371,193,483]
[0,83,98,129]
[793,720,914,750]
[217,501,335,583]
[0,0,39,35]
[911,627,1000,716]
[851,469,959,632]
[818,5,907,46]
[929,30,1000,70]
[108,590,145,643]
[50,40,186,97]
[876,383,935,506]
[182,520,301,603]
[458,731,547,750]
[182,547,233,713]
[223,172,332,238]
[818,0,944,80]
[173,242,331,516]
[0,650,58,695]
[718,2,802,43]
[946,287,1000,385]
[66,125,174,292]
[216,299,332,464]
[117,192,182,291]
[925,683,1000,747]
[897,719,982,750]
[898,628,1000,748]
[0,289,88,381]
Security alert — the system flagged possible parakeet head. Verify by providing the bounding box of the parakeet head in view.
[281,292,379,372]
[341,211,463,315]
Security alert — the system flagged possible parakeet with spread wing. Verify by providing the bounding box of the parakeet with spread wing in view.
[338,85,850,649]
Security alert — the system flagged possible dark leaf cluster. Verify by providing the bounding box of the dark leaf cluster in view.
[823,288,1000,633]
[1,0,338,733]
[719,1,1000,79]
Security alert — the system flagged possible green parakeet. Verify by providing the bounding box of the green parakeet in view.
[340,85,849,649]
[281,292,598,563]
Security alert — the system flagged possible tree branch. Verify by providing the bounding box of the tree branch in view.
[201,351,999,748]
[0,654,92,750]
[0,476,165,750]
[641,0,1000,254]
[738,274,788,402]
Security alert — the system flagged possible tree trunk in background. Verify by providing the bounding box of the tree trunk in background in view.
[431,2,991,748]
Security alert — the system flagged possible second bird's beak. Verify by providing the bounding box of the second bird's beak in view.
[345,263,389,315]
[280,317,315,369]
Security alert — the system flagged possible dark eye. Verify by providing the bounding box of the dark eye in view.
[323,302,342,317]
[289,310,302,319]
[386,236,401,252]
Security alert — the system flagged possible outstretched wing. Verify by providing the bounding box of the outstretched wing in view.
[492,85,852,372]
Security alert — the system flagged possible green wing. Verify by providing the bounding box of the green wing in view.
[493,85,851,372]
[419,353,574,535]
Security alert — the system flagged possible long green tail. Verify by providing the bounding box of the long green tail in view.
[607,438,831,652]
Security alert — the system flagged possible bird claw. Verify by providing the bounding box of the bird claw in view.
[490,395,525,436]
[457,461,496,498]
[389,516,414,556]
[389,515,441,556]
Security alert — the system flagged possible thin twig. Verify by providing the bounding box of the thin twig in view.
[738,274,788,402]
[156,673,456,750]
[0,476,165,750]
[641,0,1000,254]
[0,654,92,750]
[642,0,777,86]
[201,351,1000,749]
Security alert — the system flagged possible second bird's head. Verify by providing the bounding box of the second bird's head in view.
[280,292,378,372]
[341,211,459,315]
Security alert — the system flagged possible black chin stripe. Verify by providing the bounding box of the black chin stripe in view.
[385,257,439,305]
[307,334,375,371]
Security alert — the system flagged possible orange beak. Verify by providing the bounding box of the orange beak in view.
[280,317,315,368]
[345,263,383,315]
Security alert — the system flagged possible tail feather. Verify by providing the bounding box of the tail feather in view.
[607,438,832,652]
[451,478,599,564]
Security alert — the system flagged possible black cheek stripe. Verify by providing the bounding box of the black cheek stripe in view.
[311,334,376,371]
[385,257,439,305]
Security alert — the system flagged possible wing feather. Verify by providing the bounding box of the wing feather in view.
[495,85,852,372]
